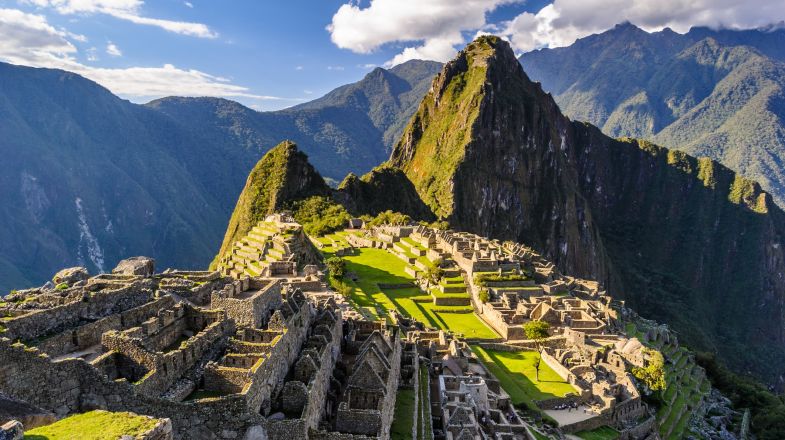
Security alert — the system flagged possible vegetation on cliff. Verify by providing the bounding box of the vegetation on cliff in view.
[696,353,785,439]
[390,36,497,218]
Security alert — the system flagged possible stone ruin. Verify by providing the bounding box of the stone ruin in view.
[0,217,703,440]
[0,252,409,440]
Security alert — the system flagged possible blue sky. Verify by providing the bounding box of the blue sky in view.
[1,0,783,110]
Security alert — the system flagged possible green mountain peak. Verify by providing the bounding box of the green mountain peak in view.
[211,140,329,267]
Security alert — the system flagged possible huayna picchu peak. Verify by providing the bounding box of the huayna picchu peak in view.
[3,12,785,440]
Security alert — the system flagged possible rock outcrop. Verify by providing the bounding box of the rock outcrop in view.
[52,267,89,286]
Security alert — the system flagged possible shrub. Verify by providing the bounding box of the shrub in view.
[478,288,490,303]
[55,282,69,291]
[473,272,528,287]
[632,348,666,392]
[290,196,351,237]
[424,259,444,285]
[335,281,353,297]
[367,210,411,227]
[430,220,450,230]
[325,257,347,280]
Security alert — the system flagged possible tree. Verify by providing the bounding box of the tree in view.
[424,259,444,287]
[632,348,667,392]
[478,288,490,303]
[325,257,346,280]
[524,320,551,381]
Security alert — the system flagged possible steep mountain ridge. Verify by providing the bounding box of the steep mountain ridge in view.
[520,23,785,206]
[387,36,785,382]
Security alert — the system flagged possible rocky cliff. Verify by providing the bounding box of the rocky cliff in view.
[388,36,785,383]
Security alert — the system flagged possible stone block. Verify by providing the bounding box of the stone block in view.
[52,267,89,285]
[113,257,155,277]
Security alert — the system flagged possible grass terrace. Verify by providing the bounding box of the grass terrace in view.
[24,410,158,440]
[341,248,498,339]
[391,389,416,439]
[472,346,578,410]
[312,230,356,255]
[574,425,620,440]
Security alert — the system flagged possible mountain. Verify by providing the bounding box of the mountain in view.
[0,62,239,292]
[148,60,442,182]
[0,60,440,293]
[212,140,330,266]
[520,23,785,206]
[382,35,785,383]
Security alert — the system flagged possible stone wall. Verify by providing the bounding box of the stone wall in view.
[3,284,152,342]
[540,350,572,382]
[0,338,267,438]
[210,279,282,328]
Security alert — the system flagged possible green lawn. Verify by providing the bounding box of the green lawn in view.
[574,425,620,440]
[341,248,498,339]
[391,389,416,439]
[25,410,158,440]
[472,346,578,409]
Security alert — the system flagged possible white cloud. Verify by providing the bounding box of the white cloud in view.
[328,0,516,66]
[105,41,121,56]
[184,1,193,8]
[502,0,785,52]
[26,0,217,38]
[326,65,344,71]
[295,65,303,70]
[0,8,285,102]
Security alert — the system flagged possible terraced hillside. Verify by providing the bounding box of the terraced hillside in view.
[215,217,321,278]
[626,322,711,439]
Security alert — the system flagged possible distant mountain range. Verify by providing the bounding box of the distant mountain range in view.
[0,59,440,292]
[521,22,785,206]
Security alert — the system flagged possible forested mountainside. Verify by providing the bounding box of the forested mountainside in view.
[520,23,785,206]
[381,36,785,383]
[0,60,439,292]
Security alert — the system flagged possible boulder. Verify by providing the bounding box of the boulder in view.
[52,267,89,285]
[0,393,56,430]
[112,257,155,277]
[0,421,23,440]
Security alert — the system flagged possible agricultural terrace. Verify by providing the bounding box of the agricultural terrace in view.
[472,346,578,410]
[335,247,498,339]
